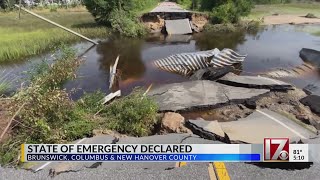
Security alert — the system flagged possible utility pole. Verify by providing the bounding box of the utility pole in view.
[18,0,22,19]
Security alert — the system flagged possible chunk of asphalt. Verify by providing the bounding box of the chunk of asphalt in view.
[187,119,225,138]
[185,119,230,143]
[189,66,234,81]
[216,109,317,144]
[299,48,320,67]
[303,83,320,96]
[148,80,269,112]
[300,95,320,116]
[300,95,320,130]
[245,99,257,109]
[216,73,293,90]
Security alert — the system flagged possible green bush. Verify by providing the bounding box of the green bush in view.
[83,0,158,37]
[211,2,238,23]
[76,90,106,114]
[63,111,95,141]
[210,0,253,24]
[109,10,146,37]
[83,0,159,25]
[99,89,158,137]
[48,4,59,12]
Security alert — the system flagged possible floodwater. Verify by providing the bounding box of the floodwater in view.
[1,24,320,99]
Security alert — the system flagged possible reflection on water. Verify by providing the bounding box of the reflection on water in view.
[1,24,320,99]
[96,39,146,81]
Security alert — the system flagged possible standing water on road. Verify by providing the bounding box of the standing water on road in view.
[1,24,320,99]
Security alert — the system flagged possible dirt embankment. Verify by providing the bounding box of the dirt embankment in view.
[141,12,209,33]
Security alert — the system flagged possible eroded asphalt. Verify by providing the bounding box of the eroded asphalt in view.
[0,134,319,180]
[2,74,320,179]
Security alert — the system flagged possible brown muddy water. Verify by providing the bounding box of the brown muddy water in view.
[1,24,320,99]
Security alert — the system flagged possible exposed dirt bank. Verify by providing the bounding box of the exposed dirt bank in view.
[141,12,209,33]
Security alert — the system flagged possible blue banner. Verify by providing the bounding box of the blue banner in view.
[26,154,261,162]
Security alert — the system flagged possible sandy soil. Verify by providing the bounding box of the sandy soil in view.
[263,14,320,25]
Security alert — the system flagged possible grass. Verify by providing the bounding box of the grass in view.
[0,6,108,63]
[0,70,13,95]
[0,83,10,95]
[132,0,161,16]
[246,2,320,20]
[77,89,159,137]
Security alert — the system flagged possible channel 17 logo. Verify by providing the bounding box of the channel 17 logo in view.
[264,138,289,161]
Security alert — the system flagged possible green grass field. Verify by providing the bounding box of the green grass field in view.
[247,3,320,20]
[0,7,108,63]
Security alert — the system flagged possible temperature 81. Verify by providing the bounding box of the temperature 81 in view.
[293,149,303,155]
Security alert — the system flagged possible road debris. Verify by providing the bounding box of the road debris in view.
[148,80,269,112]
[153,48,246,76]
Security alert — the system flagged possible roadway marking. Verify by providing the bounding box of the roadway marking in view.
[208,163,217,180]
[34,138,87,172]
[256,110,307,139]
[213,162,230,180]
[209,162,230,180]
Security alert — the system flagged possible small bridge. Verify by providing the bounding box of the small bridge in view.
[142,2,208,34]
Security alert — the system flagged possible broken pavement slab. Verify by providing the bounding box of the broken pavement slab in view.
[190,66,234,81]
[187,109,317,144]
[217,73,293,90]
[303,83,320,96]
[186,119,229,143]
[148,80,269,112]
[300,95,320,117]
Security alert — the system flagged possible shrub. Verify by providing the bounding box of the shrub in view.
[203,20,260,33]
[0,46,86,165]
[0,0,17,11]
[83,0,158,36]
[99,89,158,137]
[211,2,238,23]
[210,0,253,24]
[63,111,96,141]
[109,10,146,37]
[76,90,106,114]
[48,4,59,12]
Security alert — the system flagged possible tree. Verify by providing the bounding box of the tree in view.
[208,0,254,24]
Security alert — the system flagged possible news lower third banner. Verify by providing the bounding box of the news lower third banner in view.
[20,143,316,163]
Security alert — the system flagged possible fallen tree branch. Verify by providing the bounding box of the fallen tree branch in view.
[0,103,26,142]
